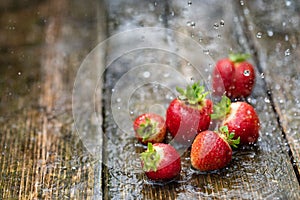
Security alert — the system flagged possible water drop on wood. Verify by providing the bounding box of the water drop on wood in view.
[256,32,262,39]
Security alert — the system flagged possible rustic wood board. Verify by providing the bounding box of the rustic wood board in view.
[0,0,299,199]
[0,0,104,199]
[101,0,300,199]
[239,0,300,174]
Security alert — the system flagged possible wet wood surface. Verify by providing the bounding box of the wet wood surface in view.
[0,0,299,199]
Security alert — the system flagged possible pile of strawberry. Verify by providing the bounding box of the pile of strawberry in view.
[133,54,260,181]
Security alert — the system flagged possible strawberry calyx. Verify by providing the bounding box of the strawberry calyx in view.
[211,95,231,120]
[176,82,209,107]
[219,126,240,148]
[140,143,161,172]
[137,117,158,142]
[229,53,251,63]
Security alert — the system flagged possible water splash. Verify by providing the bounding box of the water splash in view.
[256,32,262,39]
[284,49,290,56]
[186,21,196,28]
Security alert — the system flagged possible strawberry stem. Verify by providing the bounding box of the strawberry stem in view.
[229,53,251,63]
[176,82,208,106]
[140,143,161,172]
[137,117,158,142]
[219,126,240,148]
[211,95,231,120]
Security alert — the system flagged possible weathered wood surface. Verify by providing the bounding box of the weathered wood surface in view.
[0,0,299,199]
[0,0,103,199]
[239,0,300,174]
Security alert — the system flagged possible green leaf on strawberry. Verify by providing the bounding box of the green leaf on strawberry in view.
[137,117,158,142]
[176,82,209,106]
[140,143,161,172]
[219,126,240,148]
[229,53,251,63]
[211,95,231,120]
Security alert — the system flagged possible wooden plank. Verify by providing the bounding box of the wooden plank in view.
[0,0,104,199]
[237,0,300,179]
[167,0,299,198]
[0,1,45,114]
[102,1,174,199]
[102,0,300,199]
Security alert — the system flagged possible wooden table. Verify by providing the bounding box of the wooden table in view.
[0,0,299,199]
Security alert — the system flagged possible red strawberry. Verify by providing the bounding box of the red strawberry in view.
[133,113,167,144]
[140,143,181,181]
[212,53,255,98]
[190,126,240,171]
[166,82,212,144]
[211,96,260,145]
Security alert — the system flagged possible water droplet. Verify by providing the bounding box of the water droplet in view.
[284,49,290,56]
[170,10,175,16]
[243,70,250,76]
[285,34,289,41]
[267,30,273,37]
[158,14,163,22]
[282,21,286,27]
[275,84,281,90]
[285,0,292,6]
[213,23,219,29]
[220,20,225,27]
[203,49,209,55]
[260,73,265,79]
[256,32,262,39]
[240,0,244,5]
[154,1,157,7]
[279,99,284,104]
[17,72,21,75]
[116,98,121,103]
[143,71,151,78]
[186,21,196,28]
[243,8,250,15]
[188,1,192,6]
[264,97,270,103]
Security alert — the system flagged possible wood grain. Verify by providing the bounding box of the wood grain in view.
[0,0,103,199]
[238,0,300,177]
[102,0,300,199]
[0,0,299,199]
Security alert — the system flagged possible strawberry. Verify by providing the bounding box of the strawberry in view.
[140,143,181,181]
[190,126,240,171]
[212,53,255,98]
[211,96,260,145]
[133,113,167,144]
[166,82,212,144]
